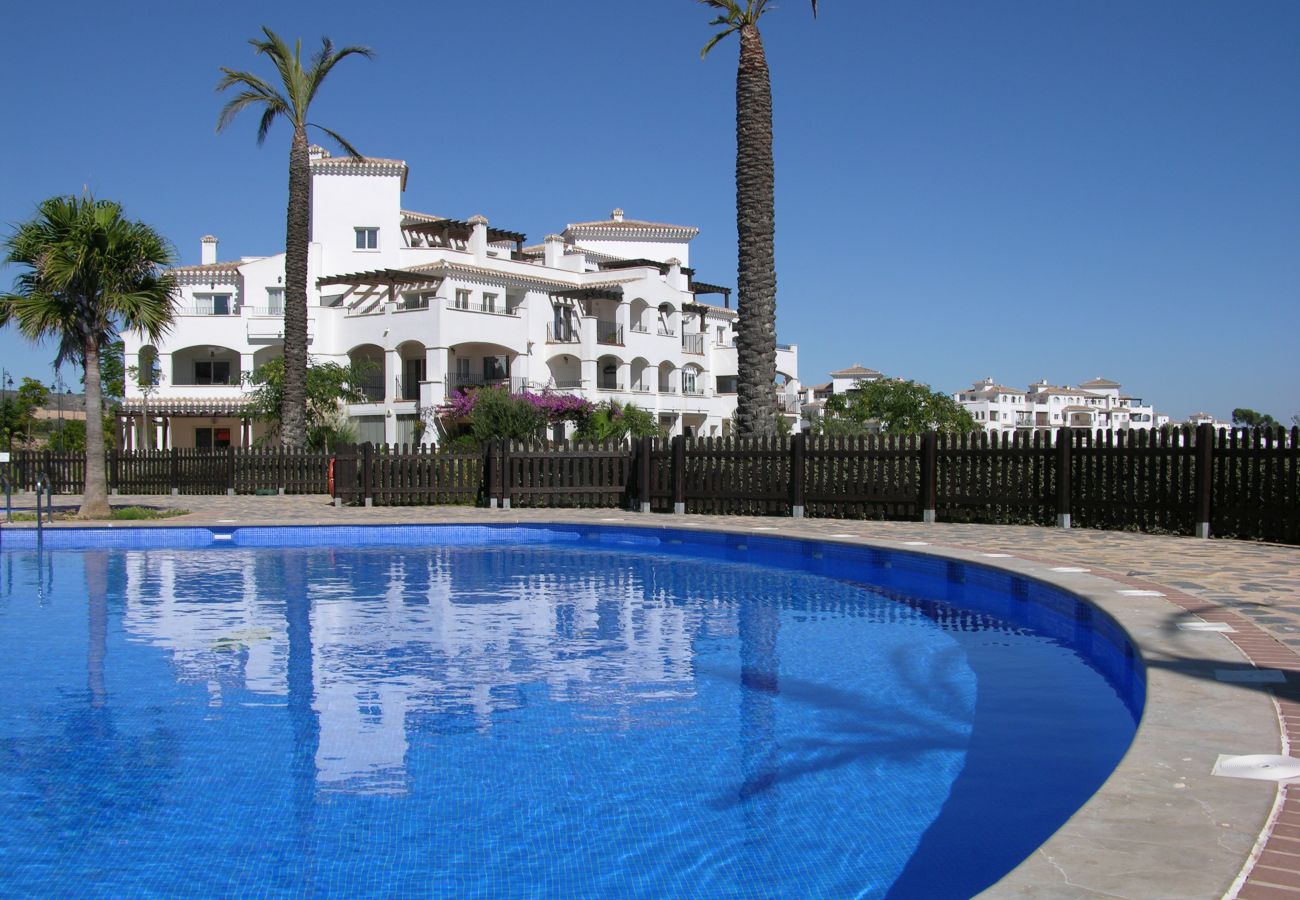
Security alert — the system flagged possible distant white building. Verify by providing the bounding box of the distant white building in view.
[797,363,886,426]
[954,377,1169,435]
[119,147,799,448]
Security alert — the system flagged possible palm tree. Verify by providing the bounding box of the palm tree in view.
[700,0,818,436]
[1,196,176,518]
[216,27,372,448]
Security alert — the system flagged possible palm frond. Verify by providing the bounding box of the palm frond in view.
[310,124,364,160]
[216,87,288,134]
[307,42,374,108]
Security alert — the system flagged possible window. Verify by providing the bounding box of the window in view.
[455,357,472,383]
[716,375,738,394]
[194,360,232,385]
[195,427,231,450]
[682,369,699,395]
[483,355,509,382]
[401,292,431,310]
[455,289,471,310]
[355,227,379,250]
[265,288,284,315]
[716,326,725,344]
[402,358,425,400]
[196,293,232,315]
[483,292,498,313]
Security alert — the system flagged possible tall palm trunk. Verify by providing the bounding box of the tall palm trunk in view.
[734,23,779,437]
[80,339,111,518]
[281,126,311,448]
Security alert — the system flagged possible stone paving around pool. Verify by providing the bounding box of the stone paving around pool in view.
[4,492,1299,899]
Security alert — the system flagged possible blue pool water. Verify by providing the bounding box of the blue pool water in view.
[0,525,1142,898]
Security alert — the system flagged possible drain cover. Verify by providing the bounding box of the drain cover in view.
[1179,621,1236,633]
[1213,754,1300,782]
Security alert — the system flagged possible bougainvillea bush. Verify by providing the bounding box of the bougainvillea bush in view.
[441,387,594,443]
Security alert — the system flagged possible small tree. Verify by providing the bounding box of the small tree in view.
[1231,408,1281,430]
[816,380,978,436]
[574,401,663,443]
[126,350,164,450]
[245,357,368,451]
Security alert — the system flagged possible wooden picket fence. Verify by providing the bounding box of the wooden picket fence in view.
[3,425,1296,544]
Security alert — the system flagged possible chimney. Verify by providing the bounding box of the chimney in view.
[468,215,489,261]
[611,208,624,223]
[665,257,686,290]
[201,235,218,266]
[544,234,565,268]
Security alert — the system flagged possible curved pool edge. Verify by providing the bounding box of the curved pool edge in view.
[0,510,1282,898]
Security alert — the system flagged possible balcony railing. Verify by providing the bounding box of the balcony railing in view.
[448,300,519,316]
[547,324,579,343]
[657,326,676,337]
[597,382,624,392]
[549,379,584,390]
[596,321,624,346]
[245,306,284,317]
[776,343,794,351]
[355,376,385,403]
[177,306,238,316]
[630,323,649,334]
[451,375,529,393]
[681,333,705,355]
[631,384,652,393]
[683,386,704,397]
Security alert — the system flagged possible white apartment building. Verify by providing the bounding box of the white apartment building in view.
[797,363,885,424]
[955,377,1169,435]
[120,147,799,448]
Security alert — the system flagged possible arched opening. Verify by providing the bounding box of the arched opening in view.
[657,302,677,337]
[448,342,522,393]
[630,298,651,334]
[545,354,582,390]
[658,361,677,394]
[397,340,426,401]
[171,345,240,386]
[630,357,651,393]
[681,364,704,397]
[597,354,623,391]
[348,344,386,402]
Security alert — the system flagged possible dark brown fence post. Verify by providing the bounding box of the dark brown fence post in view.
[919,431,938,523]
[484,439,497,508]
[109,447,119,496]
[639,435,653,513]
[790,431,807,517]
[1056,426,1072,528]
[500,439,512,510]
[226,446,236,496]
[170,447,180,496]
[1194,422,1214,539]
[362,441,374,507]
[671,434,686,514]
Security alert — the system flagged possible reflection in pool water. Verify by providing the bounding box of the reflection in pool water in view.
[0,530,1140,898]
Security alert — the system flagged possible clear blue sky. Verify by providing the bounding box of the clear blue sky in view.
[3,0,1298,421]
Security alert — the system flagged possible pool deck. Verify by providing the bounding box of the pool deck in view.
[5,493,1300,899]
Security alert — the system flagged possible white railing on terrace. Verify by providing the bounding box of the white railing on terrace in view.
[245,306,284,317]
[448,300,519,316]
[547,324,579,343]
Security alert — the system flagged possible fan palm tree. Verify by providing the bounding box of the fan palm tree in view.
[216,27,373,448]
[700,0,818,436]
[1,196,176,518]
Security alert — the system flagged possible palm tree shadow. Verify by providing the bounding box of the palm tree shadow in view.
[696,640,975,810]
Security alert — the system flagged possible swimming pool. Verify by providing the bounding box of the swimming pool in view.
[0,524,1143,898]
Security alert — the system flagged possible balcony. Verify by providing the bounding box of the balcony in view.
[177,305,238,317]
[681,333,705,355]
[657,327,676,337]
[547,323,579,343]
[448,299,518,316]
[597,382,625,392]
[354,375,385,403]
[451,374,529,394]
[630,323,649,335]
[596,321,624,346]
